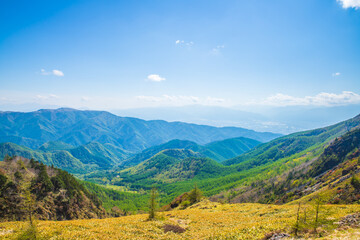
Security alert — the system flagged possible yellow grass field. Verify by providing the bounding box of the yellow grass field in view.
[0,201,359,240]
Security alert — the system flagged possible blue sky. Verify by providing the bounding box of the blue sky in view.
[1,0,360,111]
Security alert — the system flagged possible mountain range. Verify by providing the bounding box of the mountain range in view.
[0,137,260,174]
[0,108,280,151]
[1,108,359,217]
[82,113,360,205]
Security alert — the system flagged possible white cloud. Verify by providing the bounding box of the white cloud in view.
[81,96,90,101]
[253,91,360,107]
[337,0,360,9]
[40,69,64,77]
[332,72,341,77]
[147,74,166,82]
[40,69,49,75]
[175,40,194,47]
[52,69,64,77]
[210,45,225,55]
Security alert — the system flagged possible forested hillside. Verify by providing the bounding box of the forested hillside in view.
[0,142,131,173]
[0,137,260,174]
[0,156,105,220]
[119,137,260,168]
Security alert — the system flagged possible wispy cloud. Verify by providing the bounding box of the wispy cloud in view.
[206,97,225,103]
[332,72,341,77]
[40,69,64,77]
[136,95,199,103]
[251,91,360,107]
[337,0,360,9]
[81,96,90,101]
[136,95,225,106]
[147,74,166,82]
[175,40,194,47]
[34,94,59,101]
[210,45,225,55]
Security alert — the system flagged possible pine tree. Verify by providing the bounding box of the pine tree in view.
[189,184,202,204]
[148,187,158,220]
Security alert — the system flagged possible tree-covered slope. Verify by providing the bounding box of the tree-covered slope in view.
[0,108,280,151]
[38,141,74,151]
[203,137,261,161]
[0,141,131,174]
[0,156,106,221]
[118,149,205,183]
[217,128,360,205]
[0,142,88,173]
[118,140,203,168]
[223,114,360,167]
[119,137,261,167]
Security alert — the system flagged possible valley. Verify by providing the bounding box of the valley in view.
[0,109,359,239]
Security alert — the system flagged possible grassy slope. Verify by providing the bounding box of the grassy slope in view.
[82,181,149,212]
[0,201,358,239]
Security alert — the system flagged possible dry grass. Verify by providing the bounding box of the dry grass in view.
[0,201,359,240]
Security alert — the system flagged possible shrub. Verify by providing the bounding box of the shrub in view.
[180,200,191,209]
[350,175,360,190]
[163,224,186,233]
[16,222,41,240]
[0,173,7,189]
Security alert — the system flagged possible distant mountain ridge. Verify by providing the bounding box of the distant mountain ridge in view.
[119,137,261,168]
[0,137,260,174]
[0,141,132,174]
[0,108,281,151]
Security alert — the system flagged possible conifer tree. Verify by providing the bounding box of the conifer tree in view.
[148,187,158,220]
[189,183,202,204]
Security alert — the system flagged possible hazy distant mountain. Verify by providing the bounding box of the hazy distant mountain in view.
[0,108,280,151]
[113,104,360,134]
